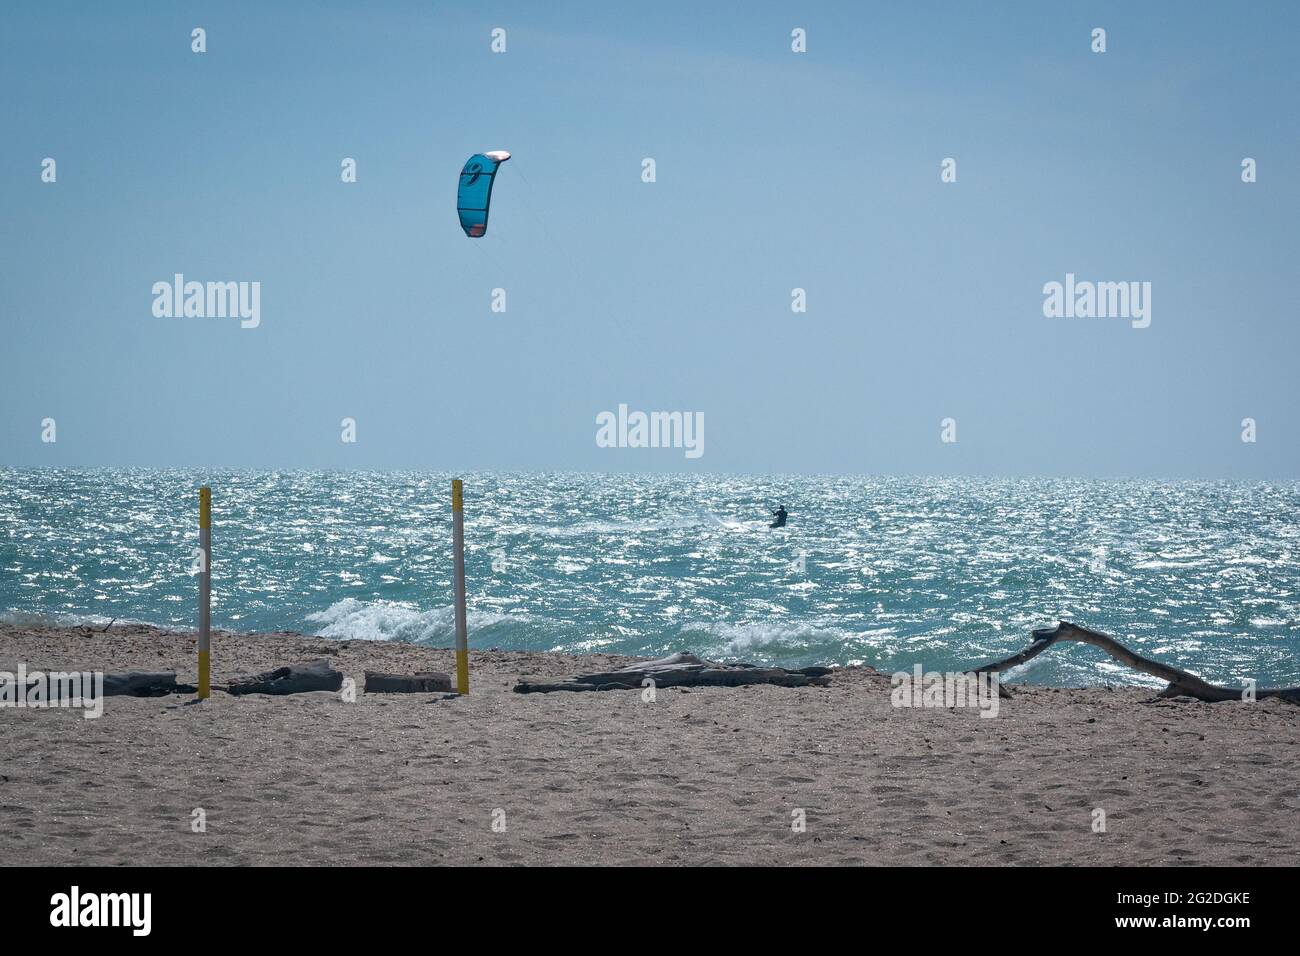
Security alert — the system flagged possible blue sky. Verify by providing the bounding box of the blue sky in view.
[2,0,1297,477]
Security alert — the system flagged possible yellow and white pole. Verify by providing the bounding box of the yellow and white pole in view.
[452,478,469,695]
[198,486,212,700]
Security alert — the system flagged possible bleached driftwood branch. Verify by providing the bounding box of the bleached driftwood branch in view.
[974,621,1300,704]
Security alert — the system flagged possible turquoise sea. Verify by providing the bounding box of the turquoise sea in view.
[1,469,1297,687]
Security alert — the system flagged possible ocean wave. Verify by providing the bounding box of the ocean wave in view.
[304,597,532,645]
[677,620,887,659]
[531,513,724,538]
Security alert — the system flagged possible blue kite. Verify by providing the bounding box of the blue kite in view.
[457,150,510,237]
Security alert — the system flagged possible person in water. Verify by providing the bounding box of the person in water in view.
[770,504,788,528]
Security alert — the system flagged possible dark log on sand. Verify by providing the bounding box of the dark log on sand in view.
[364,670,452,693]
[973,621,1300,705]
[3,672,192,699]
[514,651,832,694]
[103,672,193,697]
[224,660,343,696]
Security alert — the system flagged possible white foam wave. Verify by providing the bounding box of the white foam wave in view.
[679,620,875,656]
[305,598,526,644]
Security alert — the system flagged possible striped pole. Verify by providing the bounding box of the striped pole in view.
[198,486,212,700]
[452,478,469,695]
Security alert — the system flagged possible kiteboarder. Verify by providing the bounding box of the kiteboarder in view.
[770,504,788,528]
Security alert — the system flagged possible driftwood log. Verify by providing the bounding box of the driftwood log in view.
[224,660,343,696]
[364,670,452,693]
[514,651,833,694]
[974,621,1300,705]
[1,672,193,699]
[103,672,194,696]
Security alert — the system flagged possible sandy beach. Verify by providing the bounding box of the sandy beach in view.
[1,621,1296,866]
